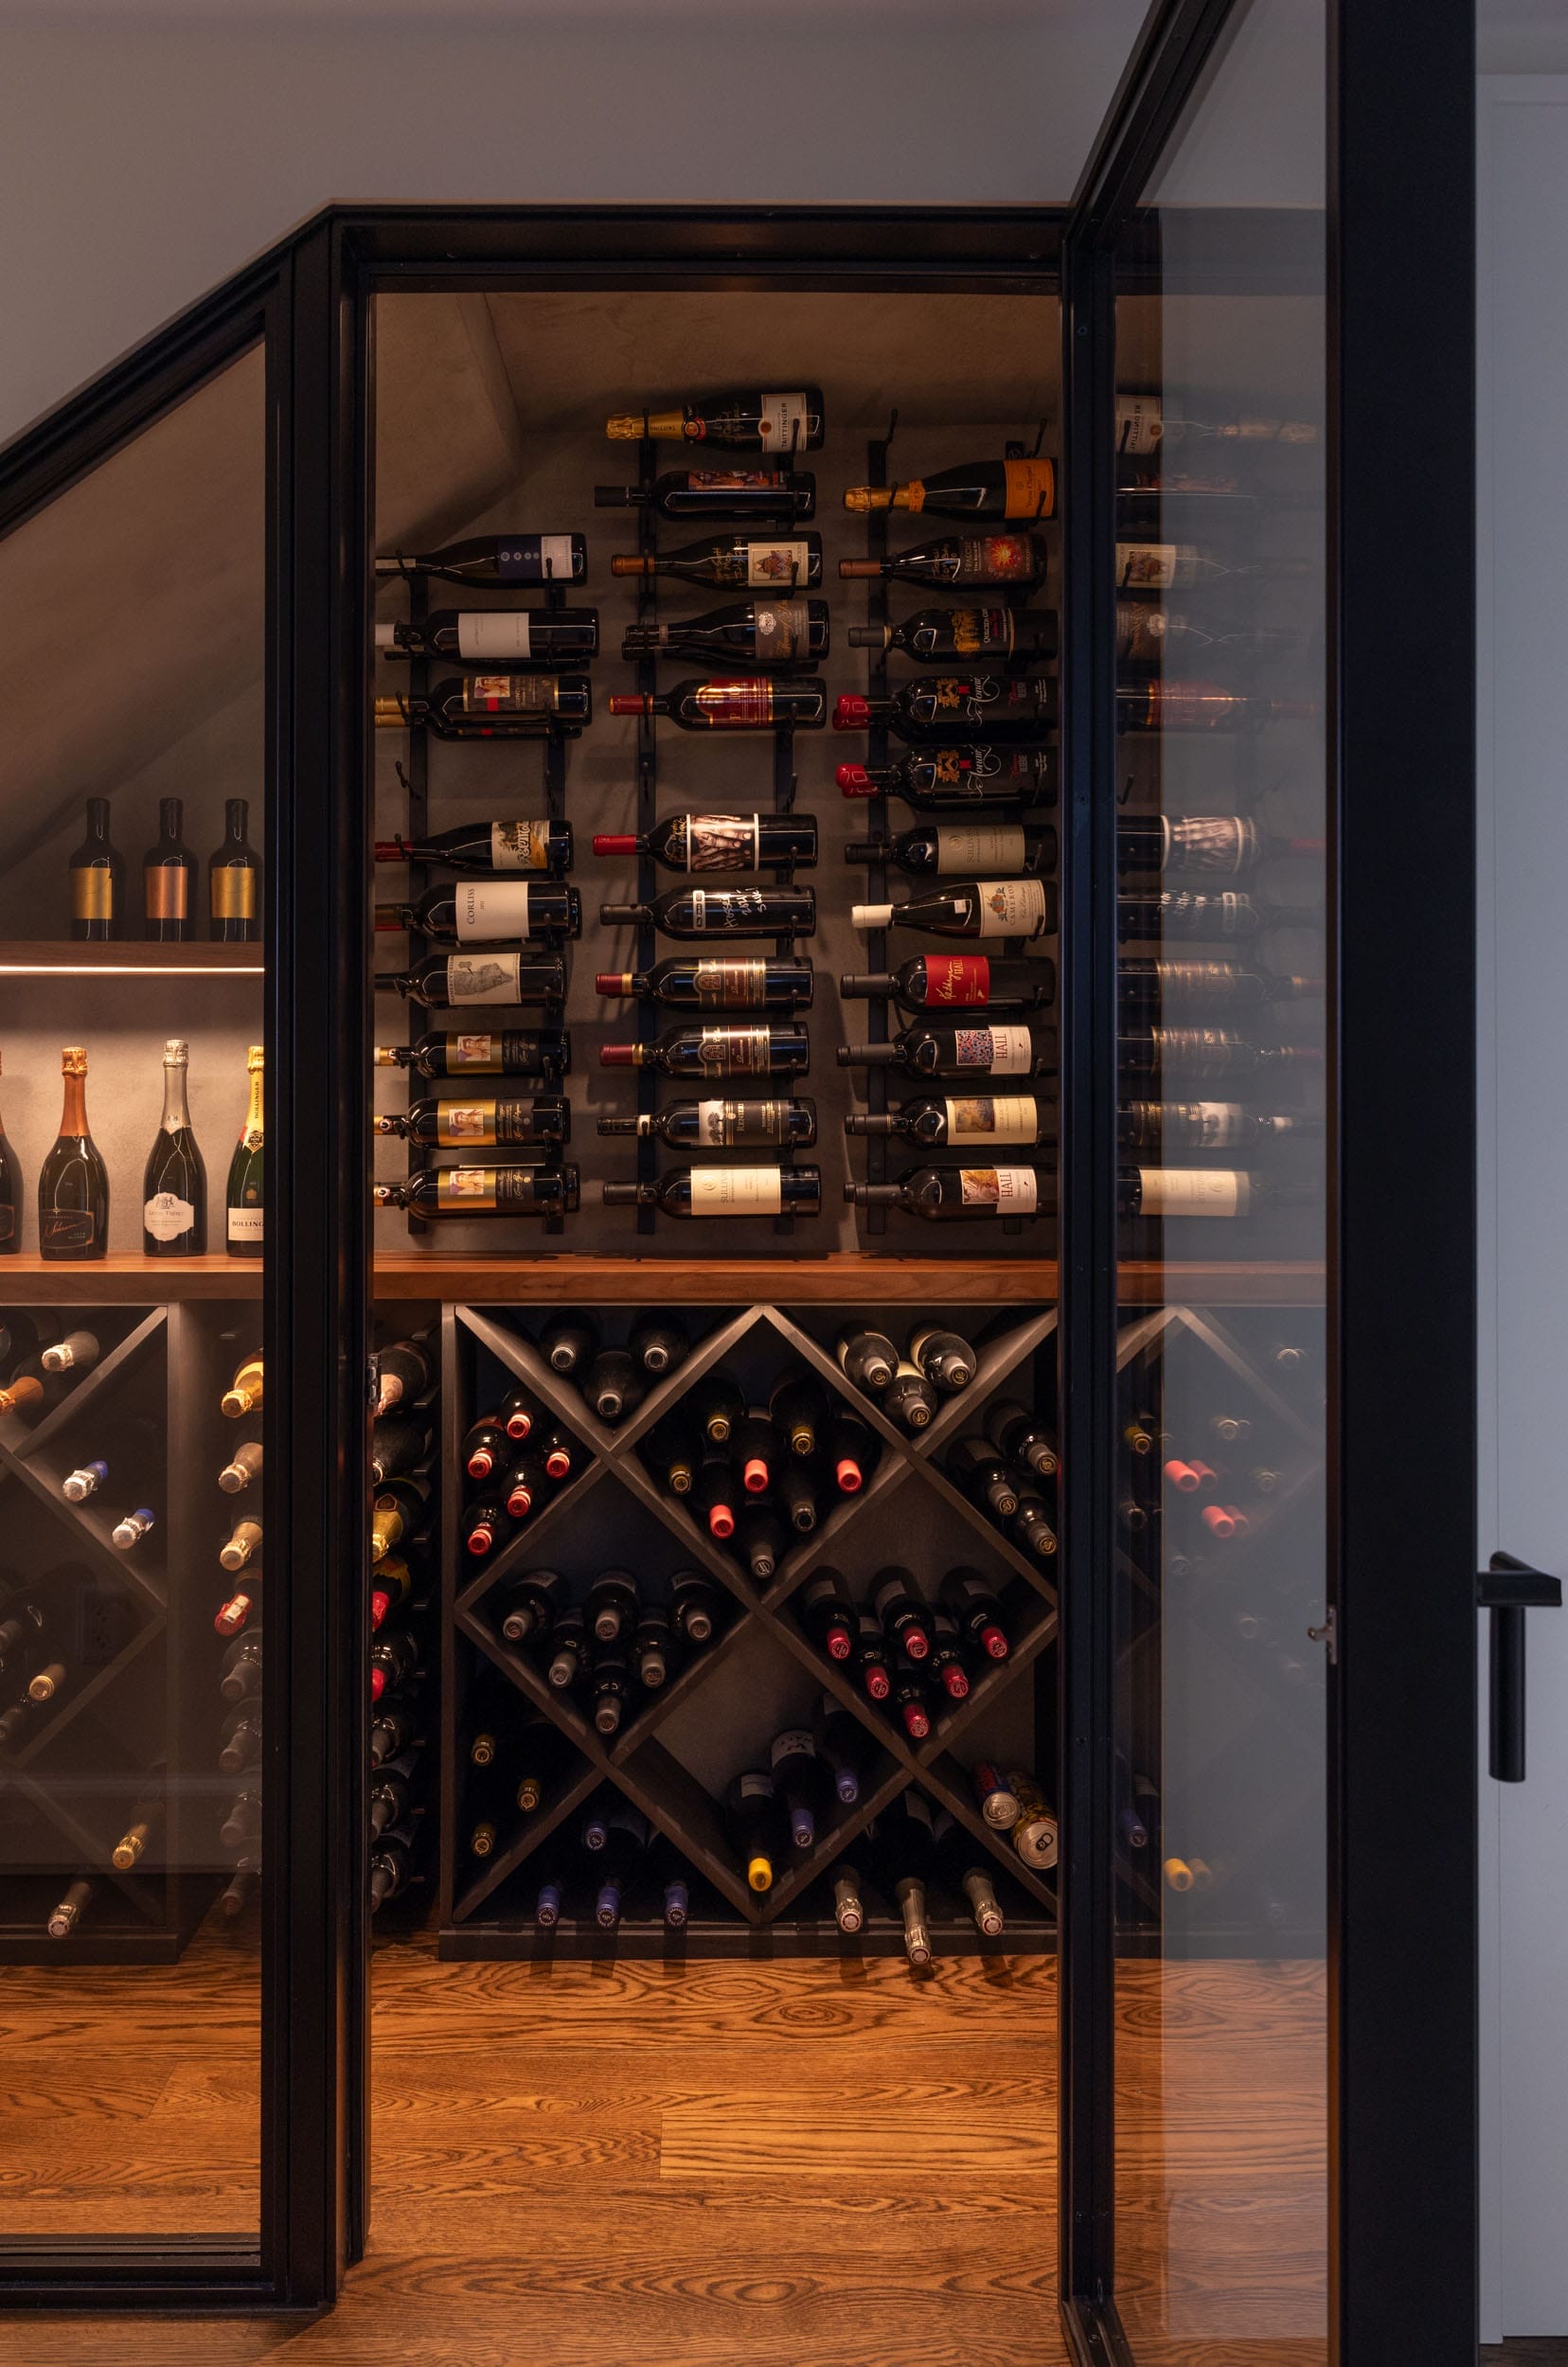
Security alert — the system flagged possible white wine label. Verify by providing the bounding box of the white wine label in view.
[935,823,1026,875]
[696,1098,783,1146]
[758,392,808,454]
[457,612,532,661]
[437,1166,493,1204]
[694,958,767,1006]
[450,1033,498,1067]
[698,1025,774,1074]
[771,1730,812,1767]
[489,821,550,872]
[959,1166,1039,1213]
[538,534,575,580]
[1138,1166,1246,1218]
[454,881,535,942]
[747,539,811,588]
[227,1207,265,1243]
[683,815,760,873]
[739,1771,775,1801]
[976,879,1049,937]
[954,1023,1034,1074]
[942,1094,1037,1143]
[688,1166,784,1215]
[144,1191,195,1241]
[435,1101,492,1143]
[447,952,523,1005]
[1114,540,1179,590]
[1115,394,1164,454]
[753,600,810,664]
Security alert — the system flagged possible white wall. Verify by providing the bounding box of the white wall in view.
[0,0,1146,449]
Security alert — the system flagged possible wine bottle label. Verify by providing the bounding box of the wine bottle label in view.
[1116,604,1171,666]
[1165,815,1254,874]
[698,1026,774,1074]
[145,865,189,918]
[145,1190,196,1241]
[460,673,557,715]
[739,1771,775,1801]
[1115,541,1181,590]
[488,819,551,870]
[1115,394,1163,454]
[753,600,810,664]
[960,535,1036,582]
[758,393,808,453]
[943,1095,1037,1143]
[946,608,1012,657]
[454,881,538,942]
[690,471,779,491]
[693,957,768,1006]
[1001,457,1057,518]
[771,1728,812,1766]
[497,535,575,582]
[1176,1101,1248,1147]
[40,1204,101,1251]
[1137,1167,1245,1218]
[446,952,523,1005]
[923,953,990,1005]
[975,879,1049,937]
[959,1166,1039,1212]
[457,614,532,661]
[451,1032,500,1067]
[686,886,778,930]
[954,1023,1033,1074]
[72,868,113,918]
[692,681,774,726]
[696,1099,785,1146]
[227,1206,264,1245]
[437,1166,498,1208]
[434,1100,496,1143]
[689,1165,783,1214]
[1139,683,1245,730]
[211,867,257,918]
[748,540,811,587]
[681,816,761,872]
[934,825,1026,875]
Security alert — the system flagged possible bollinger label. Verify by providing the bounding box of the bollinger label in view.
[689,1165,784,1215]
[694,957,768,1006]
[747,540,811,588]
[954,1023,1034,1075]
[1138,1166,1246,1219]
[145,864,189,919]
[490,820,551,871]
[457,613,532,662]
[227,1207,264,1244]
[753,600,809,665]
[959,1165,1039,1213]
[943,1095,1038,1143]
[144,1191,195,1241]
[934,824,1026,876]
[696,1098,786,1147]
[679,815,760,873]
[446,952,523,1006]
[698,1026,774,1075]
[976,879,1050,938]
[454,881,535,942]
[73,868,114,918]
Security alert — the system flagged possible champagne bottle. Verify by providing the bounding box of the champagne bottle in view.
[221,1352,264,1418]
[846,458,1057,524]
[373,675,591,738]
[373,818,574,876]
[47,1877,95,1941]
[909,1326,976,1392]
[933,1811,1005,1938]
[1120,1027,1324,1079]
[611,530,823,587]
[142,796,196,942]
[606,387,826,452]
[373,1094,570,1149]
[873,1791,938,1966]
[1116,681,1313,734]
[594,955,813,1010]
[832,1857,867,1935]
[374,607,597,665]
[62,1460,108,1502]
[370,1476,432,1562]
[375,882,580,945]
[219,1519,262,1572]
[603,1165,821,1219]
[374,952,567,1009]
[983,1399,1057,1480]
[595,469,815,522]
[840,530,1049,588]
[593,814,817,872]
[39,1047,109,1261]
[845,823,1057,881]
[369,1414,429,1484]
[598,1022,810,1079]
[837,747,1058,810]
[725,1770,788,1893]
[40,1326,98,1374]
[69,797,124,941]
[598,1096,816,1151]
[208,798,261,942]
[374,532,586,584]
[846,1165,1053,1221]
[851,880,1056,942]
[375,1028,568,1081]
[0,1358,47,1420]
[224,1045,264,1258]
[846,1090,1051,1148]
[1119,959,1323,1009]
[838,1022,1059,1081]
[0,1057,20,1255]
[142,1039,207,1255]
[608,678,827,731]
[848,606,1057,664]
[372,1164,580,1219]
[620,598,830,668]
[601,883,815,939]
[833,676,1057,743]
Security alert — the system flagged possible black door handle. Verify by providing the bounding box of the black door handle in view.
[1477,1550,1562,1782]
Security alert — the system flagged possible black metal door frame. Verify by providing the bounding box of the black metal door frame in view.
[1056,3,1479,2362]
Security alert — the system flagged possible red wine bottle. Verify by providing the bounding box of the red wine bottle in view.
[734,1501,787,1583]
[691,1370,743,1447]
[374,609,597,666]
[1118,960,1324,1009]
[845,823,1057,880]
[825,1405,880,1495]
[374,1094,568,1149]
[846,1165,1053,1221]
[599,884,814,941]
[813,1697,864,1804]
[642,1413,698,1496]
[840,952,1052,1018]
[874,1568,932,1662]
[497,1571,560,1645]
[854,1613,892,1702]
[594,814,817,871]
[928,1609,971,1701]
[142,796,196,942]
[1116,681,1314,735]
[770,1374,829,1459]
[599,1095,816,1151]
[1117,1100,1321,1152]
[603,1165,822,1219]
[600,1022,810,1079]
[835,1325,898,1393]
[1118,1166,1312,1219]
[846,1089,1051,1148]
[583,1348,645,1424]
[851,879,1056,942]
[586,1570,638,1645]
[596,955,812,1011]
[611,531,823,587]
[629,1312,689,1377]
[374,1029,569,1081]
[834,676,1057,743]
[670,1571,722,1644]
[889,1657,934,1743]
[606,387,826,453]
[799,1571,856,1662]
[596,470,814,523]
[840,530,1049,588]
[373,818,574,876]
[838,1021,1059,1081]
[373,952,566,1010]
[838,747,1057,811]
[373,1163,579,1220]
[775,1464,818,1535]
[375,881,580,943]
[940,1568,1010,1661]
[373,675,592,738]
[845,457,1057,524]
[607,678,827,730]
[848,606,1057,664]
[690,1457,739,1541]
[621,598,829,668]
[501,1450,550,1520]
[374,532,586,585]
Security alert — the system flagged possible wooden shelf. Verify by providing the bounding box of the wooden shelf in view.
[0,942,262,975]
[0,1255,263,1301]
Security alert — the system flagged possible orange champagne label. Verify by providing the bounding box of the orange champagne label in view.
[145,865,189,919]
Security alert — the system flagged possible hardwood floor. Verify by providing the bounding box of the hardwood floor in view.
[0,1921,1332,2367]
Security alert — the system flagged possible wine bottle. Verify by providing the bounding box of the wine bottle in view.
[220,1706,264,1774]
[670,1571,721,1645]
[927,1607,971,1701]
[624,1313,687,1380]
[595,955,813,1010]
[854,1613,892,1702]
[374,532,586,584]
[837,746,1058,810]
[541,1313,597,1376]
[873,1791,939,1967]
[372,1164,580,1219]
[770,1374,829,1460]
[611,530,823,587]
[371,1477,432,1560]
[939,1568,1010,1661]
[142,1039,206,1255]
[225,1044,264,1258]
[218,1518,262,1573]
[909,1326,976,1392]
[848,606,1057,664]
[798,1571,855,1662]
[633,1602,673,1690]
[885,1357,939,1433]
[69,797,124,941]
[216,1586,255,1639]
[374,607,597,665]
[369,1555,417,1626]
[368,1830,416,1910]
[846,1165,1052,1221]
[40,1327,98,1375]
[620,598,829,668]
[725,1770,788,1893]
[0,1361,46,1420]
[583,1348,645,1424]
[607,679,827,731]
[208,797,261,943]
[599,1095,817,1152]
[221,1352,264,1418]
[1120,960,1324,1012]
[835,1326,898,1394]
[983,1399,1057,1480]
[603,1165,822,1219]
[376,952,568,1009]
[369,1414,429,1485]
[372,675,592,738]
[846,454,1056,522]
[142,796,197,942]
[734,1502,786,1582]
[874,1569,932,1662]
[730,1409,779,1497]
[1116,681,1313,734]
[500,1391,545,1449]
[595,469,815,522]
[690,1457,739,1541]
[851,879,1056,942]
[599,884,816,944]
[38,1046,109,1261]
[839,528,1049,588]
[1007,1771,1059,1868]
[691,1370,743,1446]
[463,1497,510,1560]
[771,1727,832,1850]
[374,818,574,877]
[47,1877,95,1942]
[1115,602,1299,667]
[0,1058,20,1255]
[1118,1166,1312,1219]
[369,1698,420,1767]
[373,1094,570,1150]
[813,1698,863,1806]
[584,1569,637,1647]
[832,1857,867,1935]
[776,1465,815,1536]
[219,1630,264,1703]
[374,1027,569,1080]
[496,1571,560,1646]
[1114,388,1318,449]
[1011,1483,1059,1560]
[1117,891,1318,943]
[933,1811,1005,1937]
[374,1333,432,1414]
[1120,1027,1324,1080]
[606,387,826,452]
[1116,814,1324,879]
[824,1406,880,1495]
[376,882,580,946]
[1115,539,1308,591]
[62,1460,108,1502]
[589,1803,649,1929]
[593,814,817,872]
[846,1089,1051,1148]
[834,677,1057,743]
[0,1587,45,1664]
[599,1022,810,1079]
[643,1412,698,1496]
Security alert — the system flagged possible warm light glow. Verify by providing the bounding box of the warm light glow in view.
[0,963,263,978]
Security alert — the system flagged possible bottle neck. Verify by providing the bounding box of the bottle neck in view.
[158,798,184,845]
[241,1069,264,1145]
[161,1063,192,1130]
[86,800,112,844]
[223,798,248,845]
[59,1073,88,1137]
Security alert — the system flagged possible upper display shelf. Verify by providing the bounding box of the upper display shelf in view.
[0,945,263,976]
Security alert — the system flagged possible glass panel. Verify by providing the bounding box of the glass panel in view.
[1111,6,1328,2358]
[0,347,266,2244]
